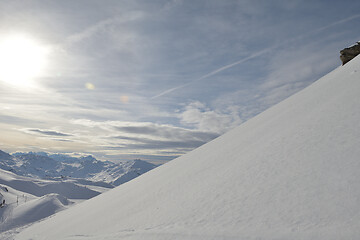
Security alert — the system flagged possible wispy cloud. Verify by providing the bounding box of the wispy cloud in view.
[65,11,146,45]
[71,119,220,157]
[51,138,74,142]
[72,119,219,140]
[114,124,218,141]
[110,135,207,150]
[24,128,73,137]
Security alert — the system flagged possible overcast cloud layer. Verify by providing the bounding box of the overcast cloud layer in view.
[0,0,360,163]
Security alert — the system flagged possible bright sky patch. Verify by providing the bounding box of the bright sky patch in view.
[0,34,49,88]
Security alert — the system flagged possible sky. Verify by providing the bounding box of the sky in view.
[0,0,359,164]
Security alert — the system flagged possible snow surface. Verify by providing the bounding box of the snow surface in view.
[0,168,108,235]
[13,56,360,239]
[0,193,72,233]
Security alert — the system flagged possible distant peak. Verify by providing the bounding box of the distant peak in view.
[80,155,97,162]
[0,149,12,159]
[130,159,156,168]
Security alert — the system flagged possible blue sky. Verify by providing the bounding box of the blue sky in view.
[0,0,359,163]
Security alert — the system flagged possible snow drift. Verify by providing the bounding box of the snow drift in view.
[15,56,360,239]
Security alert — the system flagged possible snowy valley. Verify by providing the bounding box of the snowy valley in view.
[0,151,156,236]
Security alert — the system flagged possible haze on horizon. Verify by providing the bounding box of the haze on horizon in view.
[0,0,359,163]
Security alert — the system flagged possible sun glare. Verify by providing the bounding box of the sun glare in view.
[0,34,49,88]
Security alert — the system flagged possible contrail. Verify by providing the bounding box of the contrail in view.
[151,47,272,99]
[151,14,360,100]
[306,14,360,36]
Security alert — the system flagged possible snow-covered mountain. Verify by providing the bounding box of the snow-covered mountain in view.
[1,151,156,186]
[12,55,360,240]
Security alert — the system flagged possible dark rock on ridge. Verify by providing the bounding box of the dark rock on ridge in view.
[340,41,360,65]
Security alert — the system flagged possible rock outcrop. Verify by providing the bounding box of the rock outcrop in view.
[340,41,360,65]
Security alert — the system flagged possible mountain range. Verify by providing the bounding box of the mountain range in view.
[0,150,156,186]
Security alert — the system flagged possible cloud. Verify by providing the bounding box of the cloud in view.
[71,119,220,155]
[114,124,218,142]
[179,101,242,134]
[24,128,73,137]
[110,135,207,150]
[73,119,219,140]
[51,138,74,142]
[70,106,236,154]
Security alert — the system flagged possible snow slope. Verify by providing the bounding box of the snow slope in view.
[15,56,360,240]
[0,168,106,235]
[0,193,72,233]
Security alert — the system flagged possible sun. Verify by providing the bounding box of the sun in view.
[0,34,49,88]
